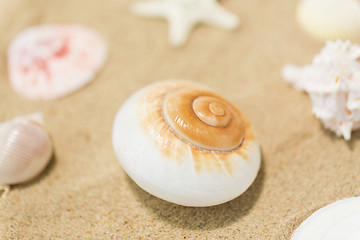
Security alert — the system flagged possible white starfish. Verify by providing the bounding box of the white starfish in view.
[132,0,240,47]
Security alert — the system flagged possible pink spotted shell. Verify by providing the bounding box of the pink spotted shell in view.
[8,24,107,100]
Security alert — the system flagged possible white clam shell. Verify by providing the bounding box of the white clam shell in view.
[112,80,261,207]
[291,197,360,240]
[296,0,360,41]
[0,113,52,185]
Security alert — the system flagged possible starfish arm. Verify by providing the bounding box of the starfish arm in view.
[131,0,240,47]
[131,0,170,17]
[203,6,240,30]
[168,16,194,47]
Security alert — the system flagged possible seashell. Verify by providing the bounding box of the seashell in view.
[0,113,52,198]
[291,197,360,240]
[296,0,360,41]
[7,24,107,100]
[282,40,360,140]
[112,80,261,207]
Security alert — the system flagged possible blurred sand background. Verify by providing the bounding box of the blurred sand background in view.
[1,0,360,239]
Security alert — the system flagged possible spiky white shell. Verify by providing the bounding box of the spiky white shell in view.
[0,113,52,185]
[282,40,360,140]
[296,0,360,41]
[291,197,360,240]
[112,80,261,207]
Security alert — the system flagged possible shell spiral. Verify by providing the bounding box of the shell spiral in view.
[162,88,244,151]
[112,80,261,207]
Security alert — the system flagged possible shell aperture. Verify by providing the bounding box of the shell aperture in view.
[112,80,261,207]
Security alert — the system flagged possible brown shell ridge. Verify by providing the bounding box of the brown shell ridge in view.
[161,107,232,153]
[137,81,258,174]
[162,110,244,155]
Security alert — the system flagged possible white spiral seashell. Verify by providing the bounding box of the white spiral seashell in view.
[291,197,360,240]
[296,0,360,41]
[112,80,261,207]
[0,113,52,196]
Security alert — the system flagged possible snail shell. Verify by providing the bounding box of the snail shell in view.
[0,113,52,187]
[296,0,360,41]
[112,80,261,207]
[291,197,360,240]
